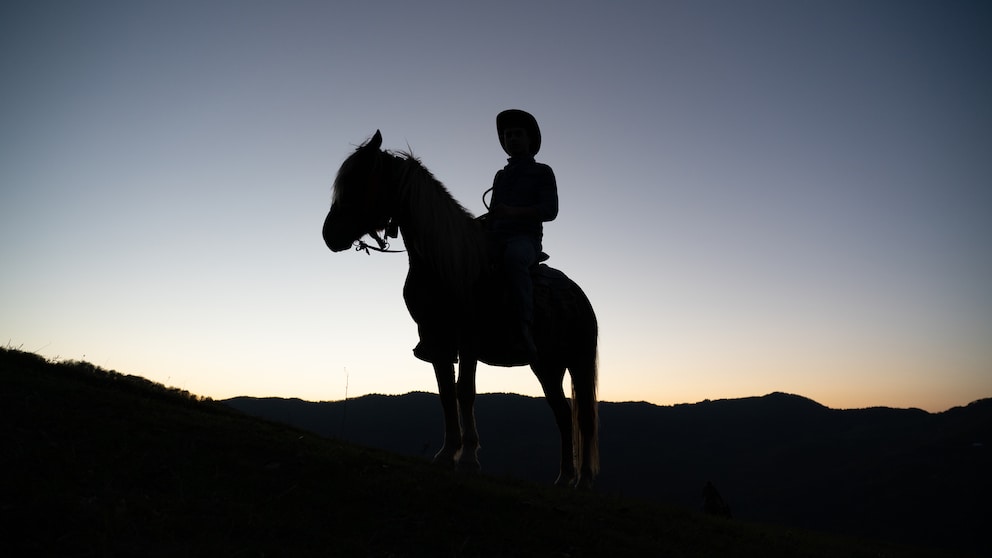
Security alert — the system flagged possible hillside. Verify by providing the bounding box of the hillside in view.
[225,392,992,556]
[0,348,975,557]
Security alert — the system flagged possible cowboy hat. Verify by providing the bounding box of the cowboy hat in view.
[497,109,541,156]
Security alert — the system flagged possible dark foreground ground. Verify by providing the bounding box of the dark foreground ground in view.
[0,348,976,557]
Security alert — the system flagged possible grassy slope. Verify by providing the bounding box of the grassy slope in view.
[0,348,965,557]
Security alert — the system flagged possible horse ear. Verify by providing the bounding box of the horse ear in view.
[369,130,382,150]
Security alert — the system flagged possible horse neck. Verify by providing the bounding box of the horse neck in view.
[388,156,485,295]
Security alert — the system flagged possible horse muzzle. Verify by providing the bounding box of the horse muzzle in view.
[322,211,358,252]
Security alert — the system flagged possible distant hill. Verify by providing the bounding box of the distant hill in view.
[225,391,992,556]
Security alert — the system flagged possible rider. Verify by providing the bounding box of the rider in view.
[487,109,559,355]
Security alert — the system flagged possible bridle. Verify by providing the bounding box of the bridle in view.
[352,156,407,255]
[354,221,404,255]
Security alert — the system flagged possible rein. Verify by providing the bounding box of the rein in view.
[354,224,404,255]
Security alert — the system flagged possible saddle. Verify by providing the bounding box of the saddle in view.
[409,251,577,367]
[477,258,577,367]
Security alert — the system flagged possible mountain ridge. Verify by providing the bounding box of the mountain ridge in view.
[225,390,991,555]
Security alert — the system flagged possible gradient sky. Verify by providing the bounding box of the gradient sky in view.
[2,1,990,413]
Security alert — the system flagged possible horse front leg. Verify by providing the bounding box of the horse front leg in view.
[431,361,461,466]
[455,356,481,472]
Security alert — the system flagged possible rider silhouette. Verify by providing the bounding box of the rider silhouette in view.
[487,109,559,355]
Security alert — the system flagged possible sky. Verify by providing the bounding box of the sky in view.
[2,1,990,413]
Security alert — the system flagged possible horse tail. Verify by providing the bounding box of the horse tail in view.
[570,291,600,478]
[571,350,599,476]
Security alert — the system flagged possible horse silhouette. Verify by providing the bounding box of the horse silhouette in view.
[322,131,599,487]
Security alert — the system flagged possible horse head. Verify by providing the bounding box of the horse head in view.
[323,130,398,252]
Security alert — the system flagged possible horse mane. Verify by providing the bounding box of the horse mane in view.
[388,150,486,303]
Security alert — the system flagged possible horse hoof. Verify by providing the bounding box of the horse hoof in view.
[456,459,482,475]
[554,474,575,487]
[573,477,594,491]
[432,449,459,467]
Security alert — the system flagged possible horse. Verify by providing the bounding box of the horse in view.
[322,130,599,487]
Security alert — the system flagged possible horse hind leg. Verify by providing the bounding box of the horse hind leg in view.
[533,362,575,486]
